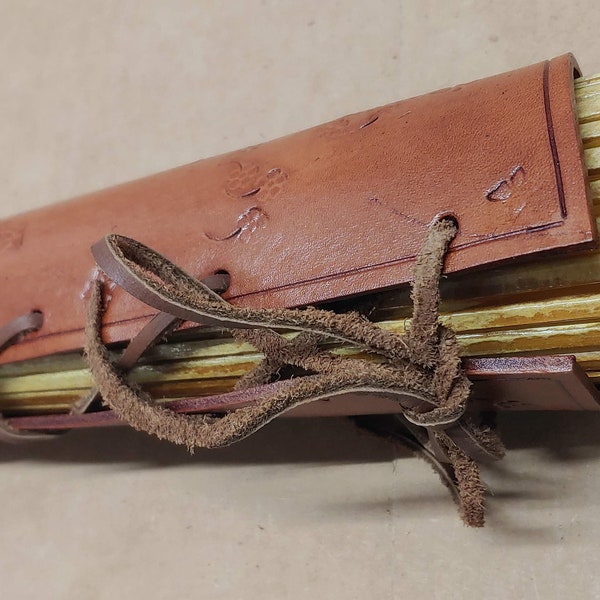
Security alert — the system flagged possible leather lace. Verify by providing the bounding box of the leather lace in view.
[0,311,57,441]
[83,218,504,526]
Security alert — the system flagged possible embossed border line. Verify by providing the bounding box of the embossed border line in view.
[543,59,567,218]
[6,61,576,352]
[228,60,571,303]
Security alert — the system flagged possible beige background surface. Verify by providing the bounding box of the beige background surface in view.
[2,1,600,598]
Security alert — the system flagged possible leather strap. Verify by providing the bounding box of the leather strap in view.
[0,312,56,441]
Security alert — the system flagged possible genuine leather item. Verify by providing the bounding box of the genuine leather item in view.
[0,54,594,364]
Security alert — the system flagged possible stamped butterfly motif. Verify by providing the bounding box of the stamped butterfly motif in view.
[485,165,526,202]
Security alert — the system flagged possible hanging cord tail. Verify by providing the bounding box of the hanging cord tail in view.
[83,217,504,526]
[353,414,495,528]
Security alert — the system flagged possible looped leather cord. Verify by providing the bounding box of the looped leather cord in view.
[0,312,57,442]
[91,235,415,362]
[84,218,504,526]
[70,273,230,416]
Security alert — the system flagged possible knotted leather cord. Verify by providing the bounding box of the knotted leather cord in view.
[84,218,504,526]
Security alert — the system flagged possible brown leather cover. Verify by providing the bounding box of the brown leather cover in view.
[0,54,594,364]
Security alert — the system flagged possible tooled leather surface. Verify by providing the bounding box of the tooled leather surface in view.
[0,54,594,364]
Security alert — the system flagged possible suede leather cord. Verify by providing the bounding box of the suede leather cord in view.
[84,218,504,526]
[354,414,494,526]
[71,273,229,416]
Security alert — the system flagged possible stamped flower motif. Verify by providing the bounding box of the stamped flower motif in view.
[205,161,287,243]
[225,161,287,202]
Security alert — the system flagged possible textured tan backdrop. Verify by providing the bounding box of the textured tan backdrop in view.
[2,1,600,598]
